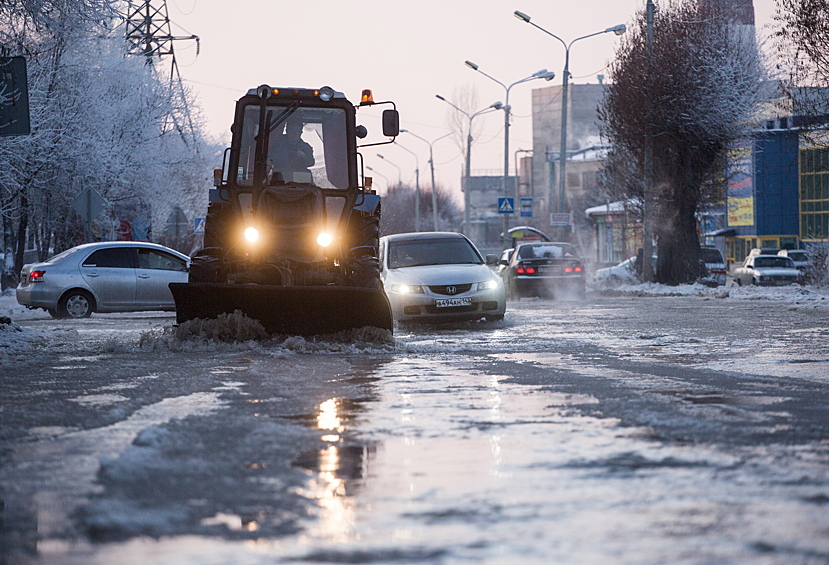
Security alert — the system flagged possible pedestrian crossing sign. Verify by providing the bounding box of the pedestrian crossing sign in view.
[498,197,514,214]
[194,217,206,234]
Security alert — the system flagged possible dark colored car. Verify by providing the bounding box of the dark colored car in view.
[498,242,586,300]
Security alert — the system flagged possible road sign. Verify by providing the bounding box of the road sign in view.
[71,188,108,223]
[520,198,533,218]
[550,212,573,226]
[498,197,514,214]
[194,217,206,234]
[166,207,189,238]
[0,57,30,137]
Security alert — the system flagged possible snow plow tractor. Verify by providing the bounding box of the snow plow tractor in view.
[170,85,399,335]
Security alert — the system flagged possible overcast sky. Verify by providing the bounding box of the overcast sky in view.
[168,0,778,198]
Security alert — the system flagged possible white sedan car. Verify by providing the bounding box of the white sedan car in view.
[733,255,802,286]
[379,232,506,323]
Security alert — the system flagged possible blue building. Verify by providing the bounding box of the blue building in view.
[707,118,828,266]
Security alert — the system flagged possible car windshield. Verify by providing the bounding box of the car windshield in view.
[517,243,577,259]
[45,247,81,263]
[388,238,482,269]
[754,257,793,268]
[236,105,349,189]
[701,249,724,263]
[786,251,807,261]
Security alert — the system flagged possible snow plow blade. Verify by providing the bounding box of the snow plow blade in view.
[169,283,393,336]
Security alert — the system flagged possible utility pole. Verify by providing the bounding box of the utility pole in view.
[642,0,656,283]
[123,0,199,141]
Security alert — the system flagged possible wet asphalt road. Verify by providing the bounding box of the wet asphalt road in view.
[1,292,829,564]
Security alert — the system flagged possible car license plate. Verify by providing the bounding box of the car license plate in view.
[435,297,472,308]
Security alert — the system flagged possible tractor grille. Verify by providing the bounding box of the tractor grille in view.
[429,284,473,296]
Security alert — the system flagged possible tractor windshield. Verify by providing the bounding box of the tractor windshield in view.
[236,105,349,190]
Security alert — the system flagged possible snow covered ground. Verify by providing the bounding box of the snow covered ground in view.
[2,283,828,360]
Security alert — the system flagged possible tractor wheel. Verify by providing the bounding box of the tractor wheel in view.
[345,208,382,288]
[351,208,380,252]
[57,289,95,319]
[203,203,232,249]
[347,255,382,289]
[189,248,224,283]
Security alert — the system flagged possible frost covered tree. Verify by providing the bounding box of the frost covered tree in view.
[775,0,829,128]
[380,183,462,235]
[600,0,765,285]
[0,0,218,289]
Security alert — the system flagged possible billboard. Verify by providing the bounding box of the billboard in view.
[726,143,754,226]
[0,57,30,136]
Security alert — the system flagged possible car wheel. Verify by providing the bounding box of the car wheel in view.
[486,315,504,322]
[58,290,95,319]
[736,278,742,286]
[47,308,61,319]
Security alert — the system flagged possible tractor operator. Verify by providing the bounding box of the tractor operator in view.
[270,116,315,182]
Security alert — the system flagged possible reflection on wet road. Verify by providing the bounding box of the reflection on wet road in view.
[2,295,829,564]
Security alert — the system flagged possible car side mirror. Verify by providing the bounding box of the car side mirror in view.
[486,254,499,265]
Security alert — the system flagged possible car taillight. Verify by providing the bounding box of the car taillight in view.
[711,268,726,274]
[29,270,45,283]
[516,264,535,274]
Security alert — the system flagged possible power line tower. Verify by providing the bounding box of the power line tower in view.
[123,0,200,143]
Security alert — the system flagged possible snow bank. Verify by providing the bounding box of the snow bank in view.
[0,320,82,361]
[599,282,829,308]
[0,288,45,321]
[138,310,396,355]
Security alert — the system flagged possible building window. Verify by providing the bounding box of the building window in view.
[799,146,829,240]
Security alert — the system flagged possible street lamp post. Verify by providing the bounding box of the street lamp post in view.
[514,10,625,225]
[400,129,452,231]
[394,143,421,231]
[435,96,502,237]
[376,154,402,190]
[464,61,555,239]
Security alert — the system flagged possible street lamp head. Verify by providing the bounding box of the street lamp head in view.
[465,60,479,71]
[532,69,556,81]
[514,10,531,23]
[435,94,446,101]
[377,154,386,160]
[490,101,503,110]
[607,23,626,36]
[400,128,409,133]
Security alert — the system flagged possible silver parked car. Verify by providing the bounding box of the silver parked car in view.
[733,254,801,286]
[16,241,190,318]
[379,232,506,323]
[698,246,728,286]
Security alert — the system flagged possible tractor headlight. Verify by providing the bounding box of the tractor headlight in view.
[244,226,259,243]
[317,232,333,247]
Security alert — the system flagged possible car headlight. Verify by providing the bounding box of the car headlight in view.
[477,279,500,291]
[391,284,424,294]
